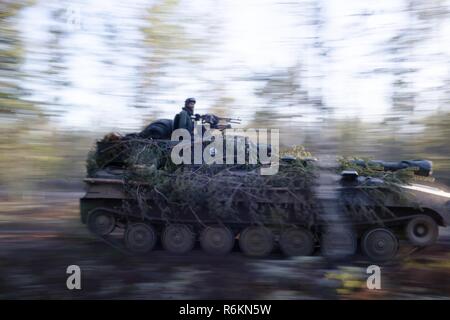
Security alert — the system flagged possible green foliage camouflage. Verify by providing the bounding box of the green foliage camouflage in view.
[125,146,318,226]
[86,135,422,226]
[87,134,319,226]
[338,157,422,224]
[337,156,415,184]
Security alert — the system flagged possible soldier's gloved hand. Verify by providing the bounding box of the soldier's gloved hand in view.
[194,113,201,121]
[203,114,219,126]
[211,115,219,126]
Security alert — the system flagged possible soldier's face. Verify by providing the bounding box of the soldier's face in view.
[187,101,195,109]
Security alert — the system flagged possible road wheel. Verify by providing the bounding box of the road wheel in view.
[279,227,314,257]
[162,224,195,254]
[362,228,398,262]
[405,215,438,246]
[87,209,116,236]
[200,226,234,255]
[124,223,157,253]
[239,226,274,257]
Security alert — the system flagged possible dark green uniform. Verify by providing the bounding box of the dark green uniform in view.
[173,107,194,134]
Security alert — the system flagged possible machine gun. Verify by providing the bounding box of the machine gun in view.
[193,113,241,131]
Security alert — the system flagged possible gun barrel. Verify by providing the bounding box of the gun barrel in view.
[218,117,241,123]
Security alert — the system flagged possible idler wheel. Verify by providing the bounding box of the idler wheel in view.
[87,209,116,236]
[362,228,398,262]
[405,215,438,246]
[124,223,157,253]
[200,226,234,255]
[279,227,314,257]
[239,226,274,257]
[162,224,195,254]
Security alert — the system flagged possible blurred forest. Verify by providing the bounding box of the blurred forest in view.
[1,0,450,194]
[1,0,450,300]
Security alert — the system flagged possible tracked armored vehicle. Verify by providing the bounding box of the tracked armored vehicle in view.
[80,117,450,262]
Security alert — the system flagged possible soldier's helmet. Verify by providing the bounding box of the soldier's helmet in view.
[185,97,196,107]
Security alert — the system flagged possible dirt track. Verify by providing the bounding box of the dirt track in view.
[0,193,449,299]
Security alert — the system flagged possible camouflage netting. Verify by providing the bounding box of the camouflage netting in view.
[86,133,422,226]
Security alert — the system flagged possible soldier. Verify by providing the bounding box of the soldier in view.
[173,97,196,135]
